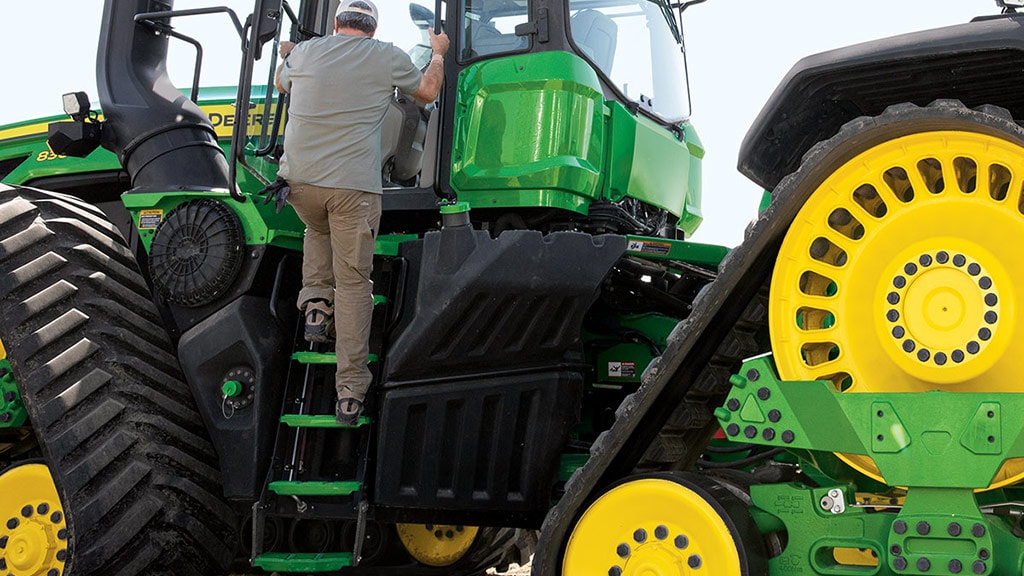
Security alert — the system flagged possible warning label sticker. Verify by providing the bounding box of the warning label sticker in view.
[627,239,671,256]
[608,361,636,378]
[138,209,163,230]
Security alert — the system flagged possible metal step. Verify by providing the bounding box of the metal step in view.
[253,552,353,572]
[291,351,380,364]
[267,480,361,496]
[280,414,370,428]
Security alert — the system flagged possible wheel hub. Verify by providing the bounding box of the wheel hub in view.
[0,464,67,576]
[883,248,1001,383]
[602,525,705,576]
[395,523,479,567]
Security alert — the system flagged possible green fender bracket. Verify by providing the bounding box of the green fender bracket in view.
[0,359,26,427]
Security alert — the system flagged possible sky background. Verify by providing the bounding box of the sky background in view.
[1,0,993,246]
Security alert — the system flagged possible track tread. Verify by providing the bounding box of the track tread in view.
[0,184,235,576]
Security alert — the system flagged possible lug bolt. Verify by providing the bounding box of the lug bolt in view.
[757,387,770,400]
[50,511,62,524]
[918,557,931,571]
[903,339,916,352]
[890,545,902,555]
[894,275,907,288]
[20,506,31,518]
[767,409,781,423]
[744,426,757,439]
[971,523,986,538]
[687,554,702,569]
[57,528,67,540]
[978,549,989,561]
[888,310,900,322]
[726,398,740,411]
[781,430,795,443]
[893,556,908,570]
[0,413,10,423]
[887,292,900,304]
[1,392,13,403]
[979,276,992,289]
[972,560,986,574]
[936,251,950,263]
[949,559,963,573]
[953,254,966,267]
[948,522,962,536]
[56,549,67,562]
[633,528,647,543]
[905,263,918,275]
[968,263,981,276]
[655,525,668,540]
[893,520,907,534]
[5,518,17,530]
[674,535,689,549]
[746,369,760,381]
[952,350,965,363]
[48,570,60,576]
[0,536,6,549]
[609,566,622,576]
[726,424,740,436]
[616,543,630,558]
[917,521,931,535]
[37,503,49,515]
[892,326,905,338]
[762,428,776,441]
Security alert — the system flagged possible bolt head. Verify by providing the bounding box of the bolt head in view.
[917,557,931,571]
[949,559,963,573]
[971,523,986,538]
[893,556,908,570]
[917,521,931,535]
[948,522,962,537]
[893,520,907,534]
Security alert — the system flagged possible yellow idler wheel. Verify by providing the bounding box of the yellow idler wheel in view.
[563,473,766,576]
[395,523,479,567]
[770,120,1024,489]
[0,463,67,576]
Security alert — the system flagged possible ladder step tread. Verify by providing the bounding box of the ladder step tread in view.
[268,480,361,496]
[253,552,353,572]
[292,352,379,364]
[280,414,370,428]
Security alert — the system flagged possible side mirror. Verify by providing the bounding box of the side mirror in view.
[409,4,434,30]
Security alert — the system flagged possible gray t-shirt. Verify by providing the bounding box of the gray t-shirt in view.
[278,34,422,193]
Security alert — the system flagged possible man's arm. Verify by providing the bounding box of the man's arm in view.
[275,41,297,94]
[410,29,450,104]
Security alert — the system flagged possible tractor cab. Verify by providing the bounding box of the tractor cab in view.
[230,0,704,237]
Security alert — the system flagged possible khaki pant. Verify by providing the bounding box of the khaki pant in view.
[287,183,381,399]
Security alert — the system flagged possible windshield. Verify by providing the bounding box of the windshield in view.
[568,0,690,122]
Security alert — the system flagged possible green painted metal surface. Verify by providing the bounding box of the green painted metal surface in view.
[121,190,304,253]
[0,359,26,427]
[588,312,679,384]
[253,552,352,572]
[280,414,370,428]
[605,102,702,236]
[374,233,419,257]
[290,352,379,365]
[718,357,1024,489]
[267,480,361,496]
[624,234,728,268]
[451,51,606,214]
[722,357,1024,575]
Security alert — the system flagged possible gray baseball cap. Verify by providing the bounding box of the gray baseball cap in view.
[336,0,378,23]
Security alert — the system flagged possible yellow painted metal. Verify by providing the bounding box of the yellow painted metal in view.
[0,463,67,576]
[563,478,741,576]
[770,129,1024,489]
[395,523,479,567]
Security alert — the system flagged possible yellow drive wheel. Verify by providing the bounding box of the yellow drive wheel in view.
[563,473,766,576]
[395,523,480,567]
[0,463,67,576]
[770,108,1024,489]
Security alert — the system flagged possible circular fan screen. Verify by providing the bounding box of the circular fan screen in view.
[149,198,244,307]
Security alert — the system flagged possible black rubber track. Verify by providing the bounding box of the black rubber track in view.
[0,184,236,575]
[532,100,1024,574]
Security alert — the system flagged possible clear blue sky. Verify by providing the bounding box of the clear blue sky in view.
[3,0,991,245]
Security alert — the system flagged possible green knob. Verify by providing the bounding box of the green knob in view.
[222,380,242,398]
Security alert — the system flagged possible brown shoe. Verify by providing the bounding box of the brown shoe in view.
[336,396,365,426]
[303,299,335,343]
